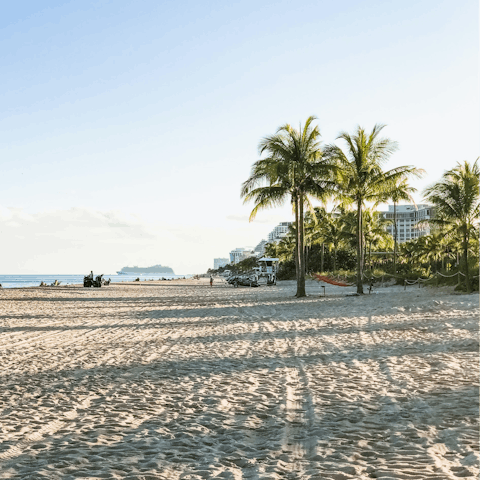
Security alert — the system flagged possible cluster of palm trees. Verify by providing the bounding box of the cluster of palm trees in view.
[241,116,478,296]
[395,165,480,293]
[264,206,391,274]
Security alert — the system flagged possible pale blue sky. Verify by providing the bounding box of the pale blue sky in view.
[0,1,478,273]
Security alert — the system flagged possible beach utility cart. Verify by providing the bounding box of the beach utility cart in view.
[226,274,259,287]
[256,258,279,285]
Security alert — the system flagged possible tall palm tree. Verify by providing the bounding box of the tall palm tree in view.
[325,124,421,294]
[241,116,336,297]
[423,159,480,292]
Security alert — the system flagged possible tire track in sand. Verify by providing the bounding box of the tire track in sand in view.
[0,395,98,462]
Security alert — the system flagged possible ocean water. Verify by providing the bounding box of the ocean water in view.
[0,274,191,289]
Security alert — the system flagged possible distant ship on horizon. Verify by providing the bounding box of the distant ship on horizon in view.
[116,264,175,275]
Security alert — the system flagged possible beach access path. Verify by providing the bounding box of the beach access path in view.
[0,279,478,479]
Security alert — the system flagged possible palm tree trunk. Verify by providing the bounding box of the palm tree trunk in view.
[333,245,337,272]
[296,192,306,297]
[357,200,364,294]
[293,195,299,287]
[305,245,309,275]
[321,243,324,272]
[369,242,372,270]
[393,202,397,275]
[463,233,471,293]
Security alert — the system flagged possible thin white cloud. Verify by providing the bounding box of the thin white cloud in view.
[225,214,251,222]
[226,212,290,224]
[0,207,160,273]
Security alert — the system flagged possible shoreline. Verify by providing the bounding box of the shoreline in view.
[0,274,193,290]
[2,278,471,297]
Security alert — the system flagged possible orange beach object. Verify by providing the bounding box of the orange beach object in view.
[313,274,354,287]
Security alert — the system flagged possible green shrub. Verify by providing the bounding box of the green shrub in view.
[277,260,296,280]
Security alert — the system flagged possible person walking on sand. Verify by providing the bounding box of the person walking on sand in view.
[210,275,213,287]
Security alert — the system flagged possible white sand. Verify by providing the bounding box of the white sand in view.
[0,279,478,479]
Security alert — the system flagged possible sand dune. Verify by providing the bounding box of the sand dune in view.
[0,279,478,479]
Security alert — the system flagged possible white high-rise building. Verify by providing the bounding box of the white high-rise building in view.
[267,222,292,242]
[229,247,254,264]
[379,204,434,243]
[254,239,267,256]
[214,258,229,269]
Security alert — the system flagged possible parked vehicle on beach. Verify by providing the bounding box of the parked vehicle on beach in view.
[84,274,104,288]
[226,274,258,287]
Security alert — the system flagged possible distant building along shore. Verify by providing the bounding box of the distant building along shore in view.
[268,222,292,242]
[229,248,253,265]
[214,258,229,269]
[254,239,267,256]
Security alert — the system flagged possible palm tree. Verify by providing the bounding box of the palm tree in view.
[362,208,393,270]
[277,232,296,262]
[337,207,392,270]
[241,116,336,297]
[387,178,420,274]
[300,216,314,274]
[304,206,328,272]
[325,124,421,294]
[337,208,358,251]
[423,159,480,292]
[414,233,444,274]
[399,239,418,270]
[264,241,279,259]
[319,209,345,272]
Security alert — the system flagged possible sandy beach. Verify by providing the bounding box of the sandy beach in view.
[0,279,478,479]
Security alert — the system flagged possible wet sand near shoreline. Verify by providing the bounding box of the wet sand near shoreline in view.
[0,279,478,479]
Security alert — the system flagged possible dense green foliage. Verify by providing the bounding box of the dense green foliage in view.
[423,159,479,292]
[208,256,259,275]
